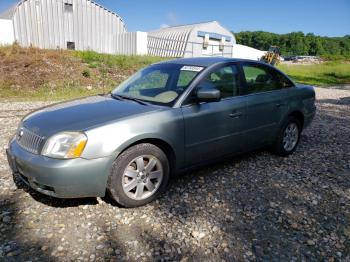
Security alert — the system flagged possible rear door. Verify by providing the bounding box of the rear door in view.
[240,62,293,148]
[181,64,246,166]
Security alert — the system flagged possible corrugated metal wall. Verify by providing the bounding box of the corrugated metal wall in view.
[148,26,192,57]
[12,0,126,54]
[115,32,137,55]
[115,32,148,55]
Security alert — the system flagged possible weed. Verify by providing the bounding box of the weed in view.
[82,69,91,78]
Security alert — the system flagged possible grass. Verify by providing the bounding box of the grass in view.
[75,50,166,70]
[278,62,350,86]
[0,81,102,101]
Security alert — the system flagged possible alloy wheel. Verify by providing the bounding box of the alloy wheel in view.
[122,155,163,200]
[282,122,299,152]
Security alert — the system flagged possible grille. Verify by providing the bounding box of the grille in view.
[17,127,44,154]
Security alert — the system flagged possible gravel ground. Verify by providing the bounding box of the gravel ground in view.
[0,88,349,261]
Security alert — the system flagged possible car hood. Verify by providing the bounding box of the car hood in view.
[22,95,164,137]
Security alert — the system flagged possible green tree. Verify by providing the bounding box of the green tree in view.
[234,30,350,58]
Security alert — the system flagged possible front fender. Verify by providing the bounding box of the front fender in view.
[110,133,177,158]
[81,109,185,169]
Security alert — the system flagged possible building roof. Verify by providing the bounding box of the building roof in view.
[148,21,233,41]
[149,21,220,33]
[0,0,125,25]
[148,21,231,41]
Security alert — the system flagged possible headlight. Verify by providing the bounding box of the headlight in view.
[41,132,87,159]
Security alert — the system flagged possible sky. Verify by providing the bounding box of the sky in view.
[0,0,349,37]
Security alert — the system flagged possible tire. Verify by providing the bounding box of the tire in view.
[107,143,170,207]
[271,116,302,156]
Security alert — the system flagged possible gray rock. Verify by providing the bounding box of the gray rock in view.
[2,216,11,223]
[95,245,104,250]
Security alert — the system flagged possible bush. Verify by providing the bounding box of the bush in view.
[82,69,91,78]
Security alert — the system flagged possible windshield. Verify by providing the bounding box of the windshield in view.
[112,63,204,106]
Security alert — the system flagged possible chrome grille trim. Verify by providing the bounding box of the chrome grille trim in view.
[17,127,44,154]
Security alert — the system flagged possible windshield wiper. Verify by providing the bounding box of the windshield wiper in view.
[111,93,148,105]
[110,93,124,101]
[122,96,149,105]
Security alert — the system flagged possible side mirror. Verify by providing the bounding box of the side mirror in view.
[196,86,221,102]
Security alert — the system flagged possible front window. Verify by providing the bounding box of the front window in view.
[112,64,203,106]
[198,65,240,98]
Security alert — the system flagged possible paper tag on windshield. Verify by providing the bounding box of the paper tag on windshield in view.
[180,66,204,72]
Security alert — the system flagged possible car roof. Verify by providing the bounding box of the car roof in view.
[155,57,261,67]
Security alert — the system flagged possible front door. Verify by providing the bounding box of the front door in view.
[181,64,246,166]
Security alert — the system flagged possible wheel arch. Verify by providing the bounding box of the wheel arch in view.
[288,110,304,129]
[117,137,177,176]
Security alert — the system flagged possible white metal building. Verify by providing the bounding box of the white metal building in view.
[0,0,127,54]
[232,44,266,61]
[0,19,15,45]
[147,21,237,58]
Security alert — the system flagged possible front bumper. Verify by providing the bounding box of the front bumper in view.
[6,139,113,198]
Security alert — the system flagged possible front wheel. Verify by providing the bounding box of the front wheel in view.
[271,116,302,156]
[107,143,170,207]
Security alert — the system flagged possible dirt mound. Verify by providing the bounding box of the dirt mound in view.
[0,45,136,99]
[0,45,89,89]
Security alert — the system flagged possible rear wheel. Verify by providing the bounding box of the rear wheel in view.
[107,143,170,207]
[271,116,301,156]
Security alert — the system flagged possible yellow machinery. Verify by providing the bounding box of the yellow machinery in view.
[262,46,281,65]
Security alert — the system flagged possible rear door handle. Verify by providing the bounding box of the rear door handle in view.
[229,111,243,118]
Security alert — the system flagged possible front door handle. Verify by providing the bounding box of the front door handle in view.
[229,111,243,118]
[276,103,287,107]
